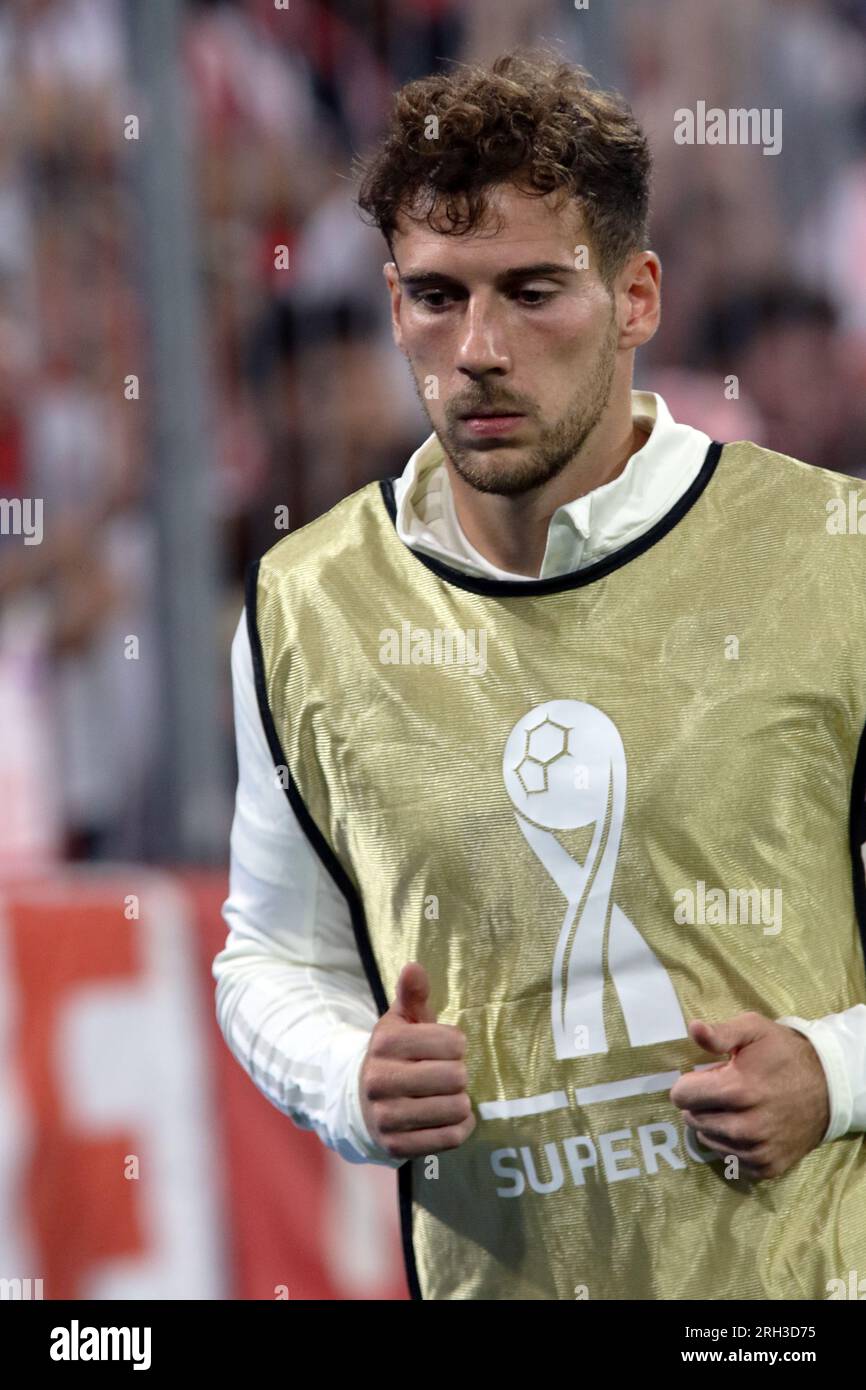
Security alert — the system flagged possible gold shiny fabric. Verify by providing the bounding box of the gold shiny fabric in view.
[251,439,866,1299]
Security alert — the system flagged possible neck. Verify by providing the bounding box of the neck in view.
[447,407,651,579]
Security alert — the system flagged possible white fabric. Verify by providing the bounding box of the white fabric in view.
[213,390,866,1163]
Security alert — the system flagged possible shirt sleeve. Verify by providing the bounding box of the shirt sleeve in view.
[776,1005,866,1141]
[212,607,405,1168]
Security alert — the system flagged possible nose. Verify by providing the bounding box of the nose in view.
[456,292,512,378]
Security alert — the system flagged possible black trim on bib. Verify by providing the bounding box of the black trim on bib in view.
[379,438,724,597]
[244,559,424,1302]
[849,717,866,976]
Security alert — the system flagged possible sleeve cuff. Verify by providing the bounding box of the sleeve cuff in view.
[776,1014,851,1142]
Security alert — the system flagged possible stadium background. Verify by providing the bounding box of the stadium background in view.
[0,0,865,1299]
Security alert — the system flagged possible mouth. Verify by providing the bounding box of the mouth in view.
[458,410,527,437]
[458,408,524,418]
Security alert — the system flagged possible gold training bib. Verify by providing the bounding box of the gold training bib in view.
[248,437,866,1300]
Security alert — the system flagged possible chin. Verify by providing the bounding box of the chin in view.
[460,465,548,498]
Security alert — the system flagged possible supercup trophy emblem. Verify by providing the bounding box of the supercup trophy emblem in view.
[503,700,688,1060]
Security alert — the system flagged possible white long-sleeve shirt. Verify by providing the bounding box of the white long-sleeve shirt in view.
[213,390,866,1165]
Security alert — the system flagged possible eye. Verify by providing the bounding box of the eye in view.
[412,290,455,313]
[514,288,556,307]
[409,285,558,313]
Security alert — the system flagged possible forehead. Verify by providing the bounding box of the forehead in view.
[392,181,588,277]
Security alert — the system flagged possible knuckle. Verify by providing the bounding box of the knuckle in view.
[363,1074,383,1102]
[364,1069,392,1105]
[368,1027,393,1058]
[374,1105,396,1135]
[439,1125,465,1150]
[720,1118,747,1145]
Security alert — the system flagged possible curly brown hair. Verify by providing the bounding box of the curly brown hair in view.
[355,49,652,291]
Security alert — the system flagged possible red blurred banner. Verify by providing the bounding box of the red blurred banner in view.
[0,867,408,1301]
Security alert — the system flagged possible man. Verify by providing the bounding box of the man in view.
[214,51,866,1300]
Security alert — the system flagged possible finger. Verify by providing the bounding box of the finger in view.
[685,1117,762,1151]
[693,1129,743,1159]
[694,1132,772,1179]
[670,1074,750,1112]
[678,1084,750,1117]
[376,1093,474,1134]
[679,1105,756,1130]
[375,1021,467,1061]
[691,1012,767,1057]
[393,962,437,1024]
[378,1116,477,1159]
[368,1059,468,1099]
[688,1020,725,1054]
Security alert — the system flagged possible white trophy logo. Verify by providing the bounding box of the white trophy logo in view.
[503,700,687,1059]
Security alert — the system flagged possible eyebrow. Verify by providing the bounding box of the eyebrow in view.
[398,261,576,290]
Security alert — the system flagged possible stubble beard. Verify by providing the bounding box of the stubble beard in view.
[413,311,620,499]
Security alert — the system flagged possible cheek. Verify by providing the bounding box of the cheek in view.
[400,324,455,403]
[401,316,451,362]
[517,330,599,394]
[531,299,603,350]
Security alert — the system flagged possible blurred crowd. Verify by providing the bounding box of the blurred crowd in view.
[0,0,865,865]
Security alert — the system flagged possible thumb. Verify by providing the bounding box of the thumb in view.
[688,1014,765,1059]
[393,962,437,1024]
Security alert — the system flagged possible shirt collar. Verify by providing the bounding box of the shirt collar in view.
[392,390,713,581]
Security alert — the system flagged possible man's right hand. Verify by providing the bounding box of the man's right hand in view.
[360,962,476,1159]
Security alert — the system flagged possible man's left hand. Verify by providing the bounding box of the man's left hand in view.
[669,1012,830,1180]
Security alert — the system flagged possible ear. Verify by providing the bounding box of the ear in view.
[383,261,405,352]
[616,251,661,351]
